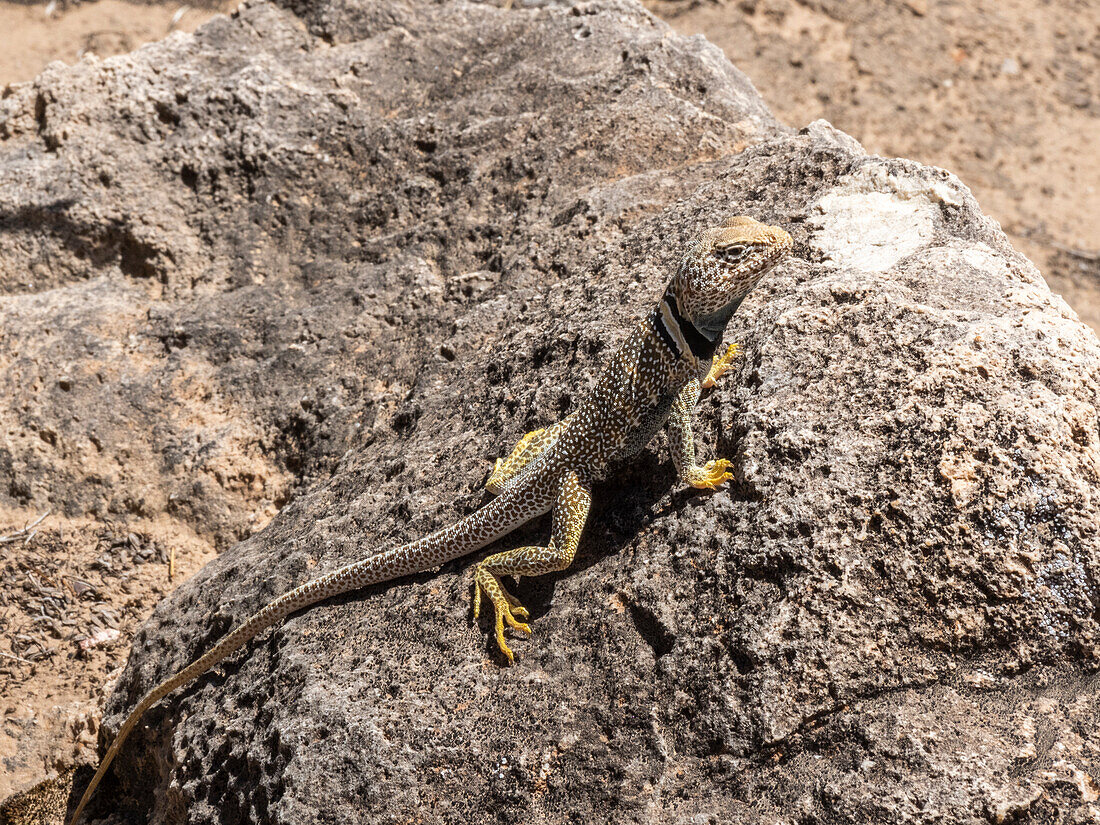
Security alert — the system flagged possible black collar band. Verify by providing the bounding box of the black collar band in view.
[664,292,720,361]
[651,305,681,359]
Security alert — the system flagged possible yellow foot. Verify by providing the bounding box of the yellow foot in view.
[702,344,740,389]
[472,569,531,663]
[688,458,733,490]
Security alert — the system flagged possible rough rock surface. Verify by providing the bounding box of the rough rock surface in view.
[1,0,1099,823]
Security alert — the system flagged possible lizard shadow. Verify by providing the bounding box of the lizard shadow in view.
[464,443,721,628]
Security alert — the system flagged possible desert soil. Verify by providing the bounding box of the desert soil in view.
[0,0,234,90]
[0,0,1096,803]
[0,511,216,799]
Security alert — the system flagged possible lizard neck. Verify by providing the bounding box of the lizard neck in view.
[691,296,743,343]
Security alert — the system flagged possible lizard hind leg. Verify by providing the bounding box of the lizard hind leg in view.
[485,416,571,494]
[486,428,546,493]
[471,470,592,663]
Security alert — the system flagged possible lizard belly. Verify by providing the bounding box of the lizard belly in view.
[571,388,677,481]
[619,391,676,459]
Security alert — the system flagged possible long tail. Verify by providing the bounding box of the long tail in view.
[69,493,526,824]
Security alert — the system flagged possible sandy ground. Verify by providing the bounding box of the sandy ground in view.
[0,0,233,88]
[0,509,217,800]
[0,0,1097,804]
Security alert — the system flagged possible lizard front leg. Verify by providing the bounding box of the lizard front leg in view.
[669,377,733,490]
[702,343,740,389]
[472,470,591,662]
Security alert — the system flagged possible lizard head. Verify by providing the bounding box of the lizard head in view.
[668,215,792,342]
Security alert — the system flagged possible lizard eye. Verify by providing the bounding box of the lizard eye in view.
[716,244,747,262]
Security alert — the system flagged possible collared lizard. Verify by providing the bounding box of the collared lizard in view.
[69,214,792,824]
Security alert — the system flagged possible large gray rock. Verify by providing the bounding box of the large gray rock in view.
[1,0,1098,822]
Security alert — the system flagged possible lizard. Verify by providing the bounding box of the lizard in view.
[69,214,792,825]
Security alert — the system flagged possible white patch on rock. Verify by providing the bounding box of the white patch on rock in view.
[954,242,1003,273]
[809,163,965,273]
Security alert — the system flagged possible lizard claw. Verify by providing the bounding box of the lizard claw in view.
[702,343,740,389]
[472,567,531,664]
[688,458,733,490]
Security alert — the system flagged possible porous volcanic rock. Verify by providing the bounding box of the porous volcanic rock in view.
[1,0,1098,823]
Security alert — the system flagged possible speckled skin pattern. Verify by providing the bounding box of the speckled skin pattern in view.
[69,216,792,825]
